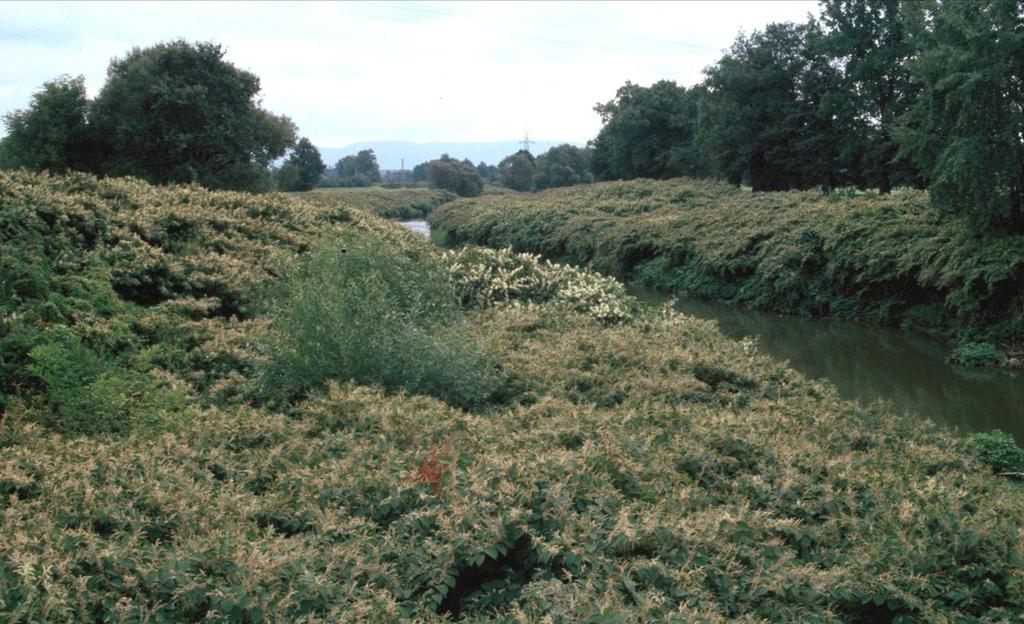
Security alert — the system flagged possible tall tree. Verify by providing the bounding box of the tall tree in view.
[90,40,296,192]
[334,149,382,187]
[591,80,706,181]
[0,75,96,173]
[428,154,483,197]
[278,138,325,191]
[700,22,843,191]
[497,150,537,191]
[533,144,593,190]
[897,0,1024,233]
[817,0,920,192]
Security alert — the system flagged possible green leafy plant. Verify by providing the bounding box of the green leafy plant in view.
[256,232,500,409]
[966,429,1024,474]
[950,341,1004,367]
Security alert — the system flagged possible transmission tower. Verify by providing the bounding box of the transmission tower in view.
[520,130,534,153]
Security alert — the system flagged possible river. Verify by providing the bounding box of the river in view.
[404,219,1024,442]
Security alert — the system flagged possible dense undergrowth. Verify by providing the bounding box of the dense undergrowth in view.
[2,171,1023,621]
[429,178,1024,363]
[299,186,455,219]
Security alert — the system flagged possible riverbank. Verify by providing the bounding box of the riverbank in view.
[298,186,455,219]
[428,178,1024,367]
[2,172,1023,621]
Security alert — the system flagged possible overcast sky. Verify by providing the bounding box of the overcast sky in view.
[1,1,819,147]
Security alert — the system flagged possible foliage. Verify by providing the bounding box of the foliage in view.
[0,168,358,430]
[277,137,325,191]
[428,153,483,197]
[950,341,1005,368]
[298,186,455,219]
[90,40,296,192]
[331,149,382,187]
[3,170,1024,621]
[444,246,636,324]
[816,0,920,193]
[0,75,96,173]
[966,429,1024,474]
[700,22,843,191]
[476,161,498,182]
[896,0,1024,233]
[496,150,537,191]
[255,233,500,409]
[533,144,593,190]
[592,80,706,181]
[429,177,1024,358]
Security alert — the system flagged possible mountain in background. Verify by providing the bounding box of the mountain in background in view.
[319,140,582,171]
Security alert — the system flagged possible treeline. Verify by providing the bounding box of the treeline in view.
[0,41,315,193]
[592,0,1024,233]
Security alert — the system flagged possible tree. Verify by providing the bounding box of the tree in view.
[476,161,497,182]
[274,162,301,192]
[428,154,483,197]
[699,22,843,191]
[497,150,537,191]
[278,137,325,191]
[89,40,296,192]
[0,75,96,173]
[817,0,920,192]
[335,149,382,187]
[533,144,593,190]
[412,162,431,183]
[591,80,707,181]
[897,0,1024,233]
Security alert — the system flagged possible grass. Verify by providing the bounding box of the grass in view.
[428,177,1024,363]
[1,171,1023,621]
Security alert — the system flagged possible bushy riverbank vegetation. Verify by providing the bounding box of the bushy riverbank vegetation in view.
[298,186,455,219]
[429,178,1024,364]
[1,171,1022,621]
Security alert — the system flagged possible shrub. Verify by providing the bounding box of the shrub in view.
[256,232,500,409]
[966,429,1024,474]
[950,341,1004,367]
[27,326,185,434]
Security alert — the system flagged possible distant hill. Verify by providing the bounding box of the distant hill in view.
[319,140,581,171]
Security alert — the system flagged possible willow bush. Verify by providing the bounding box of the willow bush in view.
[255,232,501,409]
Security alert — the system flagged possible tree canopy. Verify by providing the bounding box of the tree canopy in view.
[333,149,382,187]
[591,81,706,181]
[428,154,483,197]
[1,41,297,193]
[0,75,96,173]
[90,40,296,191]
[534,144,593,190]
[276,137,325,191]
[497,150,537,191]
[897,0,1024,232]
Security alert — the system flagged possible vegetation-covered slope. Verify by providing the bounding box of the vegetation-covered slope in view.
[299,186,455,219]
[2,172,1023,622]
[429,178,1024,362]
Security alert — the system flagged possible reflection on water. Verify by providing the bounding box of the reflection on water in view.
[400,219,431,237]
[633,287,1024,442]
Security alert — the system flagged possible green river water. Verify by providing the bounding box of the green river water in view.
[405,219,1024,443]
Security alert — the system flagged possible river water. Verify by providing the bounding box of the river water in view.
[633,288,1024,443]
[404,219,1024,442]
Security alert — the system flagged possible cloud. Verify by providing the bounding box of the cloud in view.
[0,0,819,145]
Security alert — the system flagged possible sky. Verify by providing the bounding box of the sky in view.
[0,1,819,148]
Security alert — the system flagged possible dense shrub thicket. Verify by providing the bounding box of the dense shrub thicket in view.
[2,172,1023,621]
[429,178,1024,359]
[298,186,455,219]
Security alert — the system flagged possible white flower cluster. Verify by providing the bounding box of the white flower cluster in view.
[444,246,633,323]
